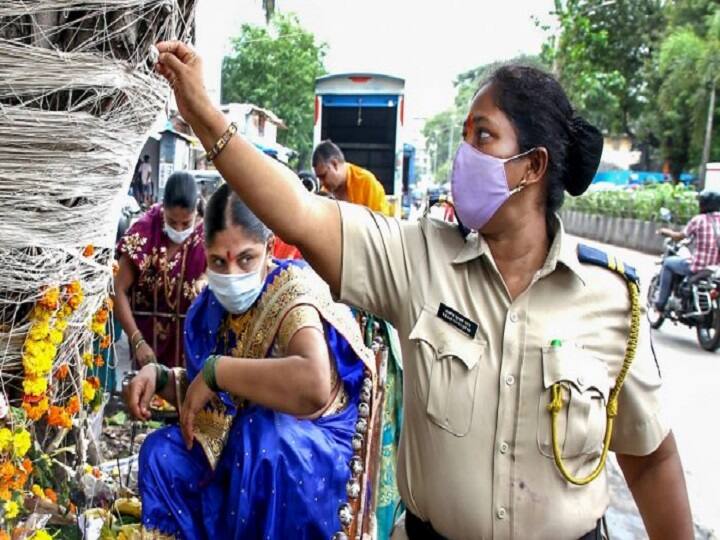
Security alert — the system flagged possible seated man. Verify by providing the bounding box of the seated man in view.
[125,183,373,539]
[656,189,720,311]
[312,140,391,215]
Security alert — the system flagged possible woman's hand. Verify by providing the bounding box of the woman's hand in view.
[135,341,157,367]
[123,365,156,421]
[155,41,216,129]
[179,372,215,450]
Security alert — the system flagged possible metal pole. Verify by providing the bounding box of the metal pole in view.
[699,78,717,190]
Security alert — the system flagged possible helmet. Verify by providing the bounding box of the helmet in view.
[298,170,319,193]
[698,190,720,213]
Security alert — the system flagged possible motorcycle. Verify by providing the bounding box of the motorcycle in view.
[647,224,720,351]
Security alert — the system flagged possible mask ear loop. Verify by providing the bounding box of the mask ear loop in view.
[509,178,528,196]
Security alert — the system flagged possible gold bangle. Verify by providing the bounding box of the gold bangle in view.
[206,122,238,161]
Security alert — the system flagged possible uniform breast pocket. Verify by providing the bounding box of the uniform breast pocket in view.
[537,344,610,459]
[410,309,487,437]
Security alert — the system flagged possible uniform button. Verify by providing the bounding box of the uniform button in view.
[505,375,515,386]
[496,507,507,519]
[509,312,518,323]
[499,442,509,454]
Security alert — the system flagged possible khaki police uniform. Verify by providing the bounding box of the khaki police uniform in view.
[337,202,669,540]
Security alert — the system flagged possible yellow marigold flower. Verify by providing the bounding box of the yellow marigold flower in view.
[55,318,68,331]
[82,380,96,404]
[22,351,52,379]
[58,304,73,319]
[83,352,94,368]
[30,531,53,540]
[22,376,48,397]
[0,428,11,453]
[3,500,19,519]
[28,321,50,341]
[12,429,31,458]
[48,328,64,345]
[91,322,106,335]
[31,484,44,499]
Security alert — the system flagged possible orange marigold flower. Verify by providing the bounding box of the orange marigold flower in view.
[0,487,10,501]
[95,309,109,325]
[55,363,70,380]
[0,461,14,482]
[22,396,49,421]
[67,295,82,310]
[66,281,82,295]
[22,458,33,474]
[99,335,111,350]
[91,467,102,479]
[10,469,28,490]
[94,355,105,368]
[47,406,72,429]
[66,395,80,415]
[44,488,58,503]
[87,376,101,389]
[39,287,60,311]
[0,529,9,540]
[83,245,95,257]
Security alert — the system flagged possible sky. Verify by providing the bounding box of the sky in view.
[195,0,556,140]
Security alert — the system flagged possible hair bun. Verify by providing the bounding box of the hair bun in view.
[564,116,603,196]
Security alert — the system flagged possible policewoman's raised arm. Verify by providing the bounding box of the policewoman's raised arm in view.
[154,41,343,292]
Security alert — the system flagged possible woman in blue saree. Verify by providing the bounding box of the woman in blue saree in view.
[124,183,373,539]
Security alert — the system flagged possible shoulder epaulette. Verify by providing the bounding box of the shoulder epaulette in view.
[577,243,639,284]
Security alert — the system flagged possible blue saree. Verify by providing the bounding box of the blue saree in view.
[138,260,374,539]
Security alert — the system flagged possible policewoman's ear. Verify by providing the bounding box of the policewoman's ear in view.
[523,147,549,187]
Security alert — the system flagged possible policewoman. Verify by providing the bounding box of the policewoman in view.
[155,42,693,539]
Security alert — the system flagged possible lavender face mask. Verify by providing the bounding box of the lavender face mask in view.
[450,142,534,231]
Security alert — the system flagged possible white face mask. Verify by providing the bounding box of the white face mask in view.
[207,258,266,314]
[164,221,194,244]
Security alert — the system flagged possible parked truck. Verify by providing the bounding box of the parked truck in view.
[314,73,406,214]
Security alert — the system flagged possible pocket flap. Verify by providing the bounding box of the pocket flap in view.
[541,344,609,398]
[410,308,486,370]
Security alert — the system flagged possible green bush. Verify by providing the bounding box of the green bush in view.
[564,183,698,224]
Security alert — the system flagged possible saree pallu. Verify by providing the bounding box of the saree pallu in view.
[117,204,206,368]
[139,260,374,539]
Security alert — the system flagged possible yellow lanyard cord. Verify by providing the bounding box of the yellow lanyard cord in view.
[547,280,641,485]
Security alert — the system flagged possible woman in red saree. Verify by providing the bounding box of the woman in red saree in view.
[115,172,207,368]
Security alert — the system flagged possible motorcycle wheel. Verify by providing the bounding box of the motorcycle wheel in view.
[696,306,720,352]
[646,275,665,330]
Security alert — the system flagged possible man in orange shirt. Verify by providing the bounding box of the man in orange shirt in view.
[312,140,390,215]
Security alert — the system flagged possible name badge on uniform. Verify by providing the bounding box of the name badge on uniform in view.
[437,303,478,339]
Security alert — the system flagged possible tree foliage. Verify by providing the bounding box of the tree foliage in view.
[541,0,720,179]
[655,8,720,178]
[221,14,327,167]
[543,0,665,138]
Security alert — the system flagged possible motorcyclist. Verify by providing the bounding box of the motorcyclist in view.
[656,190,720,311]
